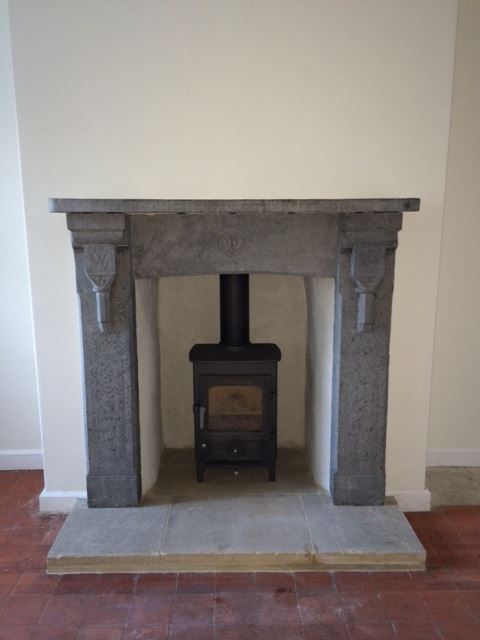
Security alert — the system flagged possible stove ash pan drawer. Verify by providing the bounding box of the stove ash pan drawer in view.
[201,438,264,462]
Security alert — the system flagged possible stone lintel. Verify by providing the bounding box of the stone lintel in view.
[52,197,420,215]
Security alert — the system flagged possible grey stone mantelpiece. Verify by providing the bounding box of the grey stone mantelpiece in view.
[53,198,419,508]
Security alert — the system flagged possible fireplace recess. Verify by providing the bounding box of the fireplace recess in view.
[190,274,281,481]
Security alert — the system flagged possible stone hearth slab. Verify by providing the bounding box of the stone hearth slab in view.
[47,494,425,573]
[303,494,426,568]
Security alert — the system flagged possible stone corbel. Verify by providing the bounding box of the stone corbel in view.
[350,245,386,332]
[84,244,116,332]
[67,213,127,333]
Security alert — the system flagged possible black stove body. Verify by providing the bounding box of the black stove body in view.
[189,274,281,481]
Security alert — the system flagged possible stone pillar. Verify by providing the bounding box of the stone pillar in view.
[67,213,141,507]
[330,213,402,505]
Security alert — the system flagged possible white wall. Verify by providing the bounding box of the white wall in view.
[0,0,42,469]
[428,0,480,468]
[8,0,458,507]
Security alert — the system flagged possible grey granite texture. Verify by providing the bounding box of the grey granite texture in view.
[131,213,338,278]
[60,199,417,508]
[330,213,402,505]
[51,198,420,214]
[303,494,425,561]
[68,214,141,507]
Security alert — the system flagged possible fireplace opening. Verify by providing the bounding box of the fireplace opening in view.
[189,274,281,481]
[147,273,311,497]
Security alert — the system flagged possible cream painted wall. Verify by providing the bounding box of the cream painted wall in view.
[159,275,306,449]
[428,0,480,467]
[0,0,42,467]
[8,0,457,504]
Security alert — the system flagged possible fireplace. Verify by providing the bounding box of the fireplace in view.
[52,197,419,508]
[190,274,281,481]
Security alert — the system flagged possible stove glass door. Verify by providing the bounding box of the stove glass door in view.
[207,384,263,432]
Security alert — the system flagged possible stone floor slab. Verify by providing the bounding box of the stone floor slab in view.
[162,494,311,557]
[47,451,425,573]
[303,494,426,568]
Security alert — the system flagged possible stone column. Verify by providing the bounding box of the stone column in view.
[67,213,141,507]
[330,212,402,505]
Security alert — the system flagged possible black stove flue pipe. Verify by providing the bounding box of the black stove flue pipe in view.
[219,274,250,347]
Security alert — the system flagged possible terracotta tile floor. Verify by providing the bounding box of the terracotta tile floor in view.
[1,471,480,639]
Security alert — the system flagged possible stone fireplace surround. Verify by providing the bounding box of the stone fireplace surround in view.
[51,197,419,509]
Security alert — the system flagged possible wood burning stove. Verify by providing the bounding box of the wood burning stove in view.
[189,274,281,481]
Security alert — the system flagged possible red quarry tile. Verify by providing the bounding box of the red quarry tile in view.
[169,625,214,639]
[255,591,301,625]
[136,573,177,594]
[409,568,458,591]
[176,572,215,594]
[14,570,60,594]
[215,625,304,639]
[372,571,416,592]
[298,593,344,625]
[96,573,137,594]
[434,548,478,568]
[254,571,295,593]
[0,624,32,640]
[393,622,441,639]
[0,547,32,572]
[452,568,480,590]
[462,590,480,616]
[39,594,95,629]
[128,594,173,626]
[77,625,124,640]
[8,471,44,496]
[122,624,169,639]
[30,627,77,640]
[214,592,260,626]
[82,594,132,626]
[347,622,395,639]
[340,593,388,623]
[302,623,349,639]
[55,573,100,594]
[380,591,432,623]
[422,591,480,639]
[0,572,20,597]
[294,571,334,594]
[25,547,50,571]
[170,593,215,627]
[215,572,256,592]
[0,593,49,626]
[334,571,376,594]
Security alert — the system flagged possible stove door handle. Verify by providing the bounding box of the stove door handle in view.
[194,405,206,430]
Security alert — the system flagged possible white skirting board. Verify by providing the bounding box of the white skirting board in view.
[389,489,432,512]
[0,449,43,470]
[427,449,480,467]
[39,490,88,513]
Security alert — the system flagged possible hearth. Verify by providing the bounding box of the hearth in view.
[190,274,281,481]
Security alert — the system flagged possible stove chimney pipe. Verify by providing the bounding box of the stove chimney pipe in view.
[219,274,250,347]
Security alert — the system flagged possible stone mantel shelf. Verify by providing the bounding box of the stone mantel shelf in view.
[50,197,420,215]
[57,195,420,509]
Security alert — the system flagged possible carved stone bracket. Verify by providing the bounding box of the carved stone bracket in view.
[84,244,117,332]
[350,245,386,332]
[67,213,128,334]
